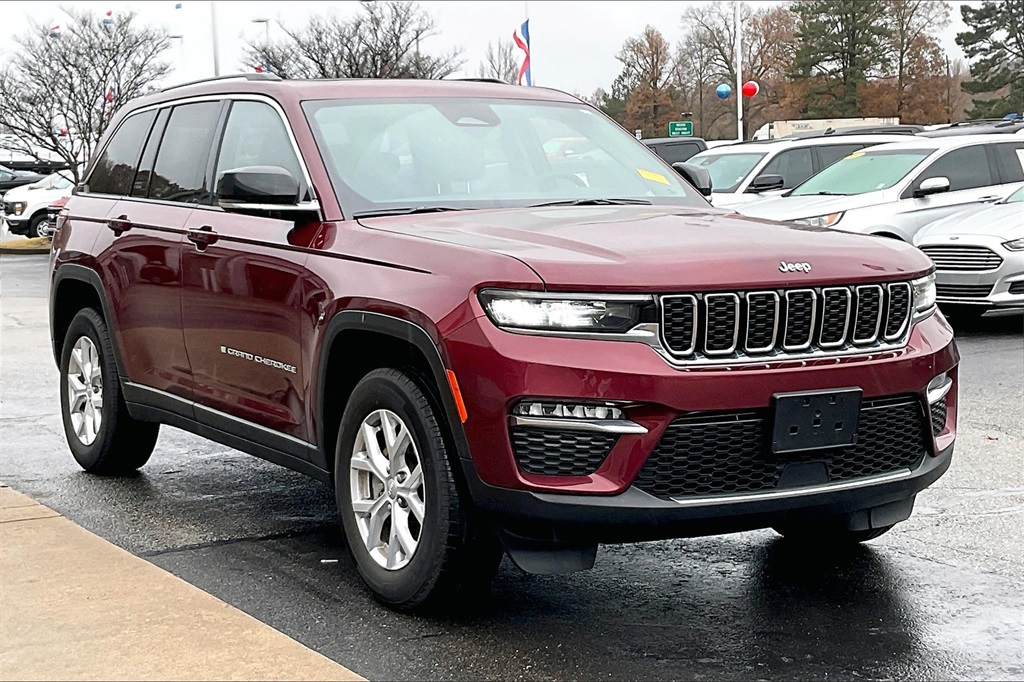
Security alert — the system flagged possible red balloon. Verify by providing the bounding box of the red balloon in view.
[742,81,760,98]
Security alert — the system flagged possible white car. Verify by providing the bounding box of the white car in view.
[1,171,74,238]
[914,185,1024,316]
[738,135,1024,242]
[687,133,912,208]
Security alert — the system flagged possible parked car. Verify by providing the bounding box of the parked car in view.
[739,135,1024,241]
[50,74,957,611]
[0,165,43,198]
[921,119,1024,137]
[914,185,1024,316]
[642,137,709,165]
[39,195,70,239]
[2,171,75,237]
[687,133,913,208]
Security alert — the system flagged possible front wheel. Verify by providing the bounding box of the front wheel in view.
[28,213,47,239]
[335,368,502,611]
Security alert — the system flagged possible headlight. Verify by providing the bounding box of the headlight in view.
[1002,238,1024,252]
[911,273,936,314]
[793,212,844,228]
[12,202,26,215]
[479,290,649,332]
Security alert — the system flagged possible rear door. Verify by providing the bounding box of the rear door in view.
[899,143,1000,235]
[749,146,815,191]
[180,98,319,447]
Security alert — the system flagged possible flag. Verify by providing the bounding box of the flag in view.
[512,19,531,86]
[175,2,183,8]
[48,25,61,38]
[103,10,114,27]
[105,81,118,116]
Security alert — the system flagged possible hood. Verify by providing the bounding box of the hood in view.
[738,192,888,221]
[359,205,932,291]
[3,183,70,204]
[915,203,1024,243]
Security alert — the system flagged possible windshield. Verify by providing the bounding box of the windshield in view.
[791,149,932,196]
[303,98,704,216]
[1004,186,1024,203]
[688,152,766,193]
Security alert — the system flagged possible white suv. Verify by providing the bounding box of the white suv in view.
[738,135,1024,242]
[687,133,912,208]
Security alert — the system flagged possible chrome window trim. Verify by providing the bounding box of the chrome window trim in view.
[853,284,884,344]
[818,287,851,349]
[884,282,913,340]
[743,291,779,353]
[703,293,740,356]
[81,93,319,216]
[659,294,698,356]
[782,289,817,351]
[509,415,648,435]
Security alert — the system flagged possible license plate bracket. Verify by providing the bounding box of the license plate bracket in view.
[770,388,862,455]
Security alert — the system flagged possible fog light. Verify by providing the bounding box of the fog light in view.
[927,373,951,404]
[512,401,625,420]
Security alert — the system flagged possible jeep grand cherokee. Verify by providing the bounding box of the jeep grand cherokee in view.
[49,74,958,611]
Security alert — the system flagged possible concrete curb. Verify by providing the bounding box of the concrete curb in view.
[0,238,51,255]
[0,483,364,681]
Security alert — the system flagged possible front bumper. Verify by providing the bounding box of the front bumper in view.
[920,237,1024,313]
[444,310,958,497]
[3,217,29,235]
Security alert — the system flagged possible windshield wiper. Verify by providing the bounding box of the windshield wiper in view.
[527,198,653,208]
[353,206,472,219]
[800,191,848,196]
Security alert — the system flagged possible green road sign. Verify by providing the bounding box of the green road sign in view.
[668,121,693,137]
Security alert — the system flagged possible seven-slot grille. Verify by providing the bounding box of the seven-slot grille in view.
[660,282,912,363]
[920,245,1003,272]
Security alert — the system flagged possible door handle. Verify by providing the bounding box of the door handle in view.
[186,225,219,250]
[977,195,1001,203]
[106,214,132,235]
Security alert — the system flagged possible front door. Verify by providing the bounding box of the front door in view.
[180,99,318,445]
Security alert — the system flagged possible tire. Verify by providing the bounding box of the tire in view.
[59,308,159,475]
[335,368,503,611]
[28,213,46,239]
[772,523,894,544]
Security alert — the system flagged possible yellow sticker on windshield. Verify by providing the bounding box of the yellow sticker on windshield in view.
[845,151,866,159]
[637,168,670,185]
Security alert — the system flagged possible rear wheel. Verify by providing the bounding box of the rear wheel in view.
[59,308,159,475]
[335,368,502,611]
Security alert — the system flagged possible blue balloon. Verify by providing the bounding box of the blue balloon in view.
[716,83,732,100]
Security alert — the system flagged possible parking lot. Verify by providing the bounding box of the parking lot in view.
[1,252,1021,680]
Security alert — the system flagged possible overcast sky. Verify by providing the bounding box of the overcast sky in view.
[1,1,976,95]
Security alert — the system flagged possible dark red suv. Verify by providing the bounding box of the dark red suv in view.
[49,74,958,610]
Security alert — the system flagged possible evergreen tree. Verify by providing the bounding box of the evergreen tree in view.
[956,0,1024,119]
[791,0,890,117]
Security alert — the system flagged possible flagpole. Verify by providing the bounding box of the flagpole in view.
[734,1,742,141]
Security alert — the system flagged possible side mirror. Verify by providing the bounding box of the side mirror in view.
[216,166,318,215]
[913,176,950,198]
[671,162,713,197]
[747,173,785,193]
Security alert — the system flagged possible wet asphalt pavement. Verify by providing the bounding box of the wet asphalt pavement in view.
[2,253,1022,680]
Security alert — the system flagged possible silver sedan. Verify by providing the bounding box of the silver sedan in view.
[914,186,1024,316]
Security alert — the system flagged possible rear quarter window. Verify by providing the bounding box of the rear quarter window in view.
[87,110,157,196]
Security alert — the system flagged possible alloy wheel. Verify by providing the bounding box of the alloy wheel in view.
[67,336,103,446]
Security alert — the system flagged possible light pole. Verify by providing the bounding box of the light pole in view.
[252,18,270,43]
[210,1,220,77]
[734,2,743,142]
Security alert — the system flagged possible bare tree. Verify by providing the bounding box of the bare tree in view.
[0,9,170,181]
[477,39,518,84]
[242,2,464,79]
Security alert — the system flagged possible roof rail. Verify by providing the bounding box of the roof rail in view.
[160,72,282,93]
[451,78,511,85]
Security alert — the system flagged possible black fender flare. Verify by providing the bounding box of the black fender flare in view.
[315,310,475,470]
[50,263,127,378]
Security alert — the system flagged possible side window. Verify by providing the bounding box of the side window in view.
[131,108,169,198]
[911,145,993,193]
[214,101,303,190]
[655,142,701,165]
[149,101,222,204]
[757,147,814,188]
[87,110,156,196]
[0,169,12,181]
[817,144,865,170]
[992,142,1024,184]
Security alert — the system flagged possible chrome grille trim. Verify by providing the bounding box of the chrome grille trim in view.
[852,285,884,344]
[703,293,740,356]
[744,291,779,353]
[818,287,851,349]
[919,245,1003,272]
[782,289,817,351]
[884,282,912,340]
[659,294,698,356]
